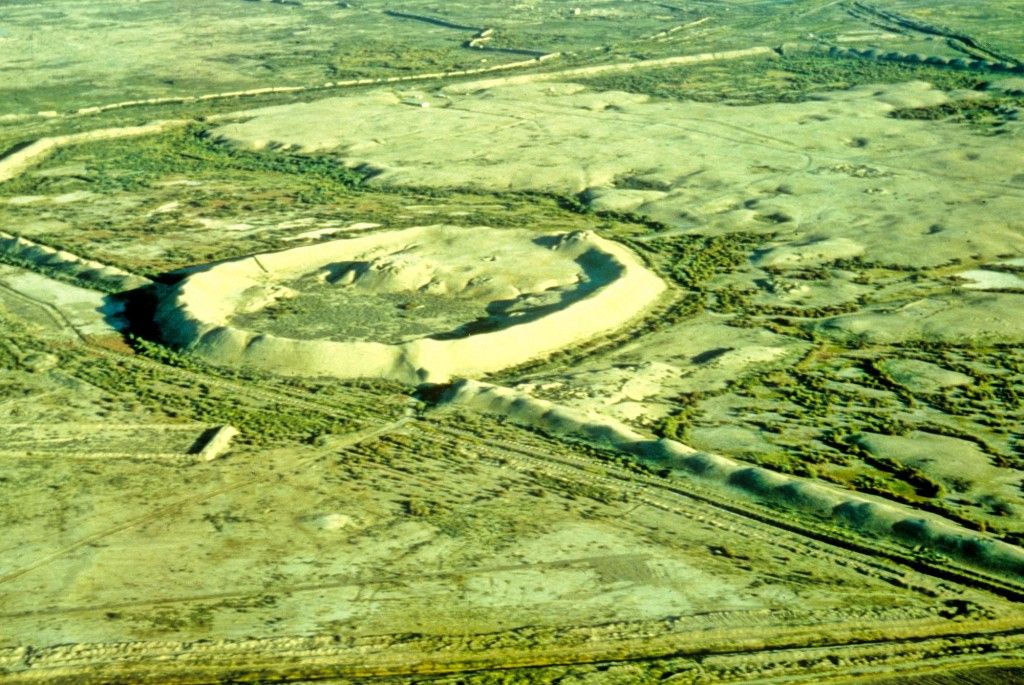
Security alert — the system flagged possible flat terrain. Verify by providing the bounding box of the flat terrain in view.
[1,1,1023,683]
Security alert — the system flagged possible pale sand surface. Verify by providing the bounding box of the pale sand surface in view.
[0,265,126,338]
[3,15,1024,678]
[156,225,665,384]
[212,81,1024,269]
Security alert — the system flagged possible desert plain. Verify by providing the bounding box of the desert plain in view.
[1,1,1024,683]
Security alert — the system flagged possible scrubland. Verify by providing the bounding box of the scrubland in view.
[1,1,1023,683]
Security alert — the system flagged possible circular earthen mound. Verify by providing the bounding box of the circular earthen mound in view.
[155,225,666,384]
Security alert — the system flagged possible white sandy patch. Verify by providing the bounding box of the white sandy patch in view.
[195,217,254,232]
[519,361,682,424]
[151,200,181,214]
[6,192,95,206]
[51,191,95,204]
[0,266,126,336]
[6,196,46,206]
[958,269,1024,290]
[315,513,354,531]
[156,179,203,187]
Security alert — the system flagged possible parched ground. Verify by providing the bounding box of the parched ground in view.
[1,1,1023,683]
[201,72,1024,542]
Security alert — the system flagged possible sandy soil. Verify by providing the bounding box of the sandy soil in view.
[0,265,126,338]
[444,379,1024,578]
[156,225,665,384]
[2,4,1023,678]
[3,408,1016,676]
[212,80,1024,270]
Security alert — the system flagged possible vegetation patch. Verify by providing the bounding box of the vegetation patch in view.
[578,54,983,105]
